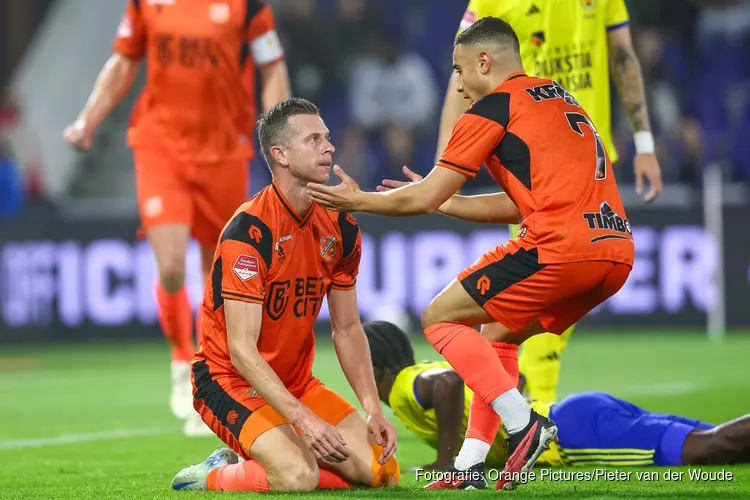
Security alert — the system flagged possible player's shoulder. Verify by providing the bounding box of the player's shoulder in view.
[220,187,276,265]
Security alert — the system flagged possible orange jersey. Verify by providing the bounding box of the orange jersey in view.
[438,73,633,266]
[196,182,362,396]
[113,0,284,162]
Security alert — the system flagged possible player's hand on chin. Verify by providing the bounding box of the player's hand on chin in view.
[367,411,398,464]
[307,165,362,212]
[294,410,351,463]
[376,166,423,192]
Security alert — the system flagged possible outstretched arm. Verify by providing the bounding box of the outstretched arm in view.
[378,167,522,224]
[328,287,397,463]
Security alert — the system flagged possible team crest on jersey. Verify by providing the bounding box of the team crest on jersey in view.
[232,254,259,281]
[320,236,338,259]
[209,2,230,24]
[580,0,597,10]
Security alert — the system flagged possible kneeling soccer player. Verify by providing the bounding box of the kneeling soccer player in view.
[171,98,400,492]
[365,321,750,490]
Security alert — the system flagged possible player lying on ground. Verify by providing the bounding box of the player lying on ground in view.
[364,321,750,490]
[170,98,399,492]
[63,0,292,436]
[307,17,634,491]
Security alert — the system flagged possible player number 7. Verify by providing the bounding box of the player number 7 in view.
[565,112,607,181]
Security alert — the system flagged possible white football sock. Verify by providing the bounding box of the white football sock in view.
[489,388,531,434]
[454,438,491,470]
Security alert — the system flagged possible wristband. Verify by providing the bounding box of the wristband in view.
[634,131,655,154]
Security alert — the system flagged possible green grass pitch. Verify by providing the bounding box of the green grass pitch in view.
[1,330,749,499]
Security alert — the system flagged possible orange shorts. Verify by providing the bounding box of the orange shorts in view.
[191,360,357,459]
[458,242,631,334]
[133,148,249,248]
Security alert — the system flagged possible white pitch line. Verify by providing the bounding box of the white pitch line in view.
[0,427,180,450]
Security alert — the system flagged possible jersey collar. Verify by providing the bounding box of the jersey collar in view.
[271,180,315,228]
[504,71,527,83]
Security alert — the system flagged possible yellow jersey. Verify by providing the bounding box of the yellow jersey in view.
[458,0,629,162]
[389,361,563,468]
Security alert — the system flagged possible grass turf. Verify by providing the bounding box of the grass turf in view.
[1,330,749,499]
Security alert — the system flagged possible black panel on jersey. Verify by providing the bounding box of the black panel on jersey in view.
[212,256,223,311]
[241,0,265,67]
[193,361,252,438]
[459,248,546,306]
[244,0,265,29]
[221,212,274,269]
[494,132,532,190]
[337,212,360,259]
[466,92,511,129]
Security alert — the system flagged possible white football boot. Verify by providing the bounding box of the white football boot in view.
[171,446,239,491]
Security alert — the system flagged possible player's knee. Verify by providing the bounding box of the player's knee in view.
[420,301,441,330]
[369,444,400,488]
[157,255,186,292]
[269,464,319,492]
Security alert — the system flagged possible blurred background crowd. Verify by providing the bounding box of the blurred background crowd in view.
[0,0,748,219]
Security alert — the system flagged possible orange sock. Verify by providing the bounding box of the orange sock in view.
[465,342,519,442]
[195,306,204,346]
[206,461,351,492]
[207,460,270,492]
[424,322,515,404]
[318,468,352,489]
[155,283,194,362]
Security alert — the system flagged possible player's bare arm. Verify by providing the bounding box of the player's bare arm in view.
[307,165,467,216]
[378,166,521,224]
[436,71,472,163]
[607,25,663,202]
[259,60,292,112]
[63,54,140,151]
[224,299,351,463]
[328,287,398,464]
[418,369,466,470]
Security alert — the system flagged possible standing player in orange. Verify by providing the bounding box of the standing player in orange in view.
[307,18,634,491]
[170,98,400,492]
[63,0,291,435]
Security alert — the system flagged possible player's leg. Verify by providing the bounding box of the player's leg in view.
[517,326,574,403]
[298,379,399,488]
[421,245,558,491]
[183,363,329,492]
[134,148,195,421]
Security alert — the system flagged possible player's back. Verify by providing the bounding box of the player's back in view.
[196,182,362,396]
[114,0,282,161]
[477,74,633,266]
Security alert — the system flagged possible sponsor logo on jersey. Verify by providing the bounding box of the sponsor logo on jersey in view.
[580,0,597,11]
[275,235,292,258]
[117,15,133,38]
[583,202,633,243]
